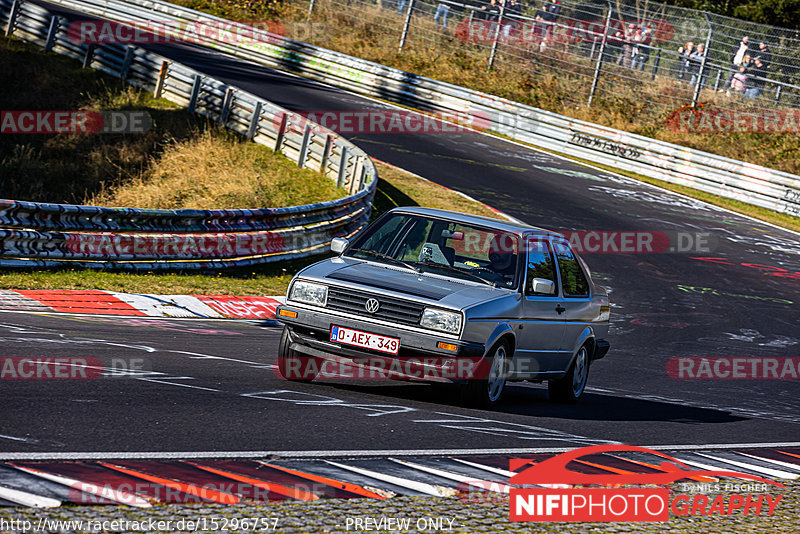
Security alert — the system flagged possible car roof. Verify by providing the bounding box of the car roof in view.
[391,207,557,237]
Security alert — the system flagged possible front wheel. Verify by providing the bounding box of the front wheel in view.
[276,327,320,381]
[460,340,510,408]
[548,344,590,403]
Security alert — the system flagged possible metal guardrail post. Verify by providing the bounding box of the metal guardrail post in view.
[187,74,202,113]
[351,157,364,194]
[274,112,288,152]
[398,0,415,53]
[337,146,350,188]
[82,44,96,69]
[44,16,59,52]
[4,0,20,36]
[774,86,782,105]
[154,60,170,99]
[589,37,597,61]
[320,134,333,176]
[246,101,262,140]
[713,69,722,91]
[298,124,312,168]
[219,87,234,126]
[587,2,612,107]
[120,46,134,82]
[487,3,505,71]
[691,14,712,108]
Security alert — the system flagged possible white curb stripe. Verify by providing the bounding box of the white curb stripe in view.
[11,466,151,507]
[389,458,509,493]
[324,460,448,497]
[735,452,800,473]
[452,458,515,478]
[694,452,799,480]
[0,485,61,508]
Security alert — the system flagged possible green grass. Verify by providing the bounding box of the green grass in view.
[0,34,345,209]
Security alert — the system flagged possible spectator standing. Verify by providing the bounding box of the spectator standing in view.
[730,65,748,94]
[632,26,653,71]
[618,23,635,68]
[502,0,522,41]
[755,41,771,70]
[677,41,693,80]
[689,42,707,87]
[535,1,561,51]
[606,29,624,64]
[433,1,450,29]
[481,0,500,21]
[724,35,750,88]
[745,58,767,100]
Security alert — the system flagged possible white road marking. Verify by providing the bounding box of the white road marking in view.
[10,466,151,507]
[0,485,60,508]
[735,452,800,473]
[388,458,509,493]
[694,452,799,480]
[324,460,450,497]
[3,442,799,461]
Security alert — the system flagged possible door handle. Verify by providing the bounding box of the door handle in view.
[556,304,566,315]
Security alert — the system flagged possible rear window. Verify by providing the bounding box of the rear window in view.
[553,242,590,297]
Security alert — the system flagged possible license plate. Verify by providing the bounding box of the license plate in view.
[330,325,400,355]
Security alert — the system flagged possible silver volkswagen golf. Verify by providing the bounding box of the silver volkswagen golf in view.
[275,207,610,407]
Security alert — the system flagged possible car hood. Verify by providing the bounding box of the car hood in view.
[298,258,511,310]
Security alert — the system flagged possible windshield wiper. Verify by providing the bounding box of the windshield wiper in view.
[418,259,496,287]
[349,248,420,272]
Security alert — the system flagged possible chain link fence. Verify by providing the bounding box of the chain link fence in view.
[298,0,800,118]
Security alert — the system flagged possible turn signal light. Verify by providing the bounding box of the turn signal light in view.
[279,309,298,318]
[437,342,457,352]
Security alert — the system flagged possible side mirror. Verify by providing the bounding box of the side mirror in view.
[330,237,349,254]
[531,278,556,295]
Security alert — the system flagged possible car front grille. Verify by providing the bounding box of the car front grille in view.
[326,286,425,327]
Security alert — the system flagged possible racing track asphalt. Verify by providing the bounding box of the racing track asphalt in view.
[3,0,799,454]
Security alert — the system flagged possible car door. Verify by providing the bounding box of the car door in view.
[514,237,567,376]
[551,239,594,372]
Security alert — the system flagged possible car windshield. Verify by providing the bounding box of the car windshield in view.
[346,213,519,288]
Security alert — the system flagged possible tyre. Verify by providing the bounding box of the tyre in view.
[548,343,590,403]
[276,326,320,381]
[460,340,510,408]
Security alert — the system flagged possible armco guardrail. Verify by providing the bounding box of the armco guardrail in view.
[40,0,800,219]
[0,0,376,270]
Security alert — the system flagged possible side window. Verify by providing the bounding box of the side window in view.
[553,242,590,298]
[525,239,557,296]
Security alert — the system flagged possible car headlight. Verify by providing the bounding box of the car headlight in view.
[289,280,328,306]
[420,308,462,334]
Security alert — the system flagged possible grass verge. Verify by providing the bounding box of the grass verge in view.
[0,34,344,209]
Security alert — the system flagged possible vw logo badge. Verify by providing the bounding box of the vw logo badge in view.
[365,298,380,314]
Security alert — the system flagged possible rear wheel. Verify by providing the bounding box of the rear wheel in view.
[276,327,320,381]
[460,340,510,408]
[548,344,590,403]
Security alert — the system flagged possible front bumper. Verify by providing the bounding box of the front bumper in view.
[276,303,486,380]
